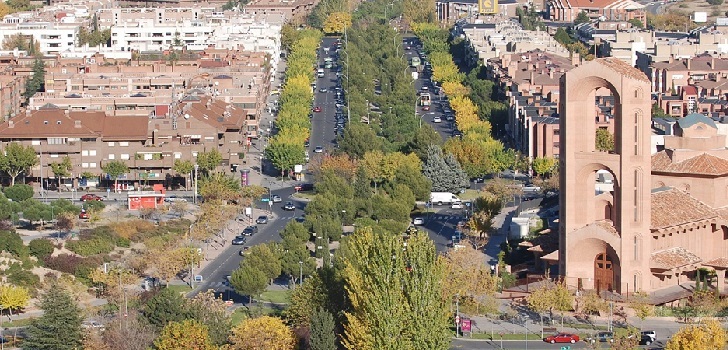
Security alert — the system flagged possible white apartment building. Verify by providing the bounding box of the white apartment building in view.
[0,19,83,55]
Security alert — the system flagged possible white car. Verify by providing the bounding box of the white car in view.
[451,202,464,209]
[413,217,425,225]
[433,116,442,123]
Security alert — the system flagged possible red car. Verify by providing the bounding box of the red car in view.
[422,105,430,111]
[79,211,89,220]
[312,106,322,113]
[544,333,579,344]
[80,194,103,202]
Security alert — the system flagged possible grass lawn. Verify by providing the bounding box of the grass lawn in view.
[259,289,290,304]
[3,317,34,327]
[292,192,316,201]
[167,284,193,295]
[459,189,481,201]
[229,305,278,325]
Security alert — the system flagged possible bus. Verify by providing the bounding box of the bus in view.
[324,57,333,69]
[411,56,421,68]
[419,93,431,106]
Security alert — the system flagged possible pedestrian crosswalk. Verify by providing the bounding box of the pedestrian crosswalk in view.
[428,215,465,221]
[206,281,232,291]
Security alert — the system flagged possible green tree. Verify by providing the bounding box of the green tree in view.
[554,27,573,45]
[3,184,34,202]
[245,243,282,283]
[265,141,305,176]
[22,287,83,350]
[198,172,241,202]
[28,238,54,258]
[196,149,222,175]
[0,142,38,186]
[338,123,383,159]
[230,259,269,303]
[575,11,591,24]
[101,160,129,193]
[595,128,615,152]
[24,58,45,100]
[173,159,195,190]
[341,228,450,349]
[628,18,644,28]
[186,290,231,346]
[154,319,215,350]
[20,199,53,225]
[49,156,72,190]
[423,145,467,193]
[142,288,190,329]
[651,103,669,118]
[0,230,28,258]
[310,308,337,350]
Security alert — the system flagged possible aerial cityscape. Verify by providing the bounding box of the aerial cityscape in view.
[0,0,726,348]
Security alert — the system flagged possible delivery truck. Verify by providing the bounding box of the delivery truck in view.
[430,192,462,205]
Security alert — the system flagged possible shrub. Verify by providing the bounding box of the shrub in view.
[29,239,55,258]
[82,201,106,212]
[110,220,155,241]
[66,226,128,256]
[43,254,102,284]
[6,263,40,290]
[0,230,29,258]
[3,184,34,202]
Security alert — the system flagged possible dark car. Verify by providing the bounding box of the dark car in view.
[80,194,103,202]
[639,334,653,345]
[256,215,269,224]
[586,331,614,343]
[544,333,579,344]
[231,236,247,245]
[242,226,259,236]
[284,201,296,211]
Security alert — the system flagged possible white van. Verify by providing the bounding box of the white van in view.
[317,69,324,78]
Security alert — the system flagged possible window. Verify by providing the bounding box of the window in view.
[50,154,59,158]
[82,150,88,156]
[31,140,41,145]
[89,150,96,156]
[174,152,181,159]
[47,138,66,145]
[90,163,97,168]
[82,163,89,168]
[120,154,130,160]
[108,154,115,160]
[119,142,129,147]
[108,142,115,147]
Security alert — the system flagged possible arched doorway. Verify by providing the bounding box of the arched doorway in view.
[594,253,614,292]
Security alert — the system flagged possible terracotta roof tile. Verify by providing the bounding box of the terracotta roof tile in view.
[704,257,728,269]
[651,247,702,270]
[0,111,148,141]
[652,152,728,176]
[596,57,649,82]
[650,188,719,230]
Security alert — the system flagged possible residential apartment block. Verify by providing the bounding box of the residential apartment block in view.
[0,95,250,189]
[545,0,645,23]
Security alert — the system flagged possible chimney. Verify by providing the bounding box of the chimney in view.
[64,109,69,116]
[686,58,691,70]
[669,54,674,64]
[74,120,81,128]
[8,120,14,128]
[549,68,554,79]
[530,71,535,84]
[711,57,716,69]
[571,52,580,66]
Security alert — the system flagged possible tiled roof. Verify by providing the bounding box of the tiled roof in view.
[596,57,649,82]
[704,257,728,269]
[682,85,698,95]
[651,247,702,270]
[650,188,719,230]
[678,113,716,129]
[0,110,148,141]
[651,152,728,176]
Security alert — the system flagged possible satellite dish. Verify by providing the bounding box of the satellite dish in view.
[184,113,190,119]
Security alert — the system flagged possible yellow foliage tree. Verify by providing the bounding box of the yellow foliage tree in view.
[323,12,352,34]
[442,81,469,98]
[89,268,139,305]
[450,95,479,132]
[441,245,498,315]
[666,319,727,350]
[229,316,296,350]
[0,284,31,316]
[0,3,11,18]
[151,247,186,286]
[154,319,215,350]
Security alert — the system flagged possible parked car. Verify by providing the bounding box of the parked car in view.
[271,195,282,203]
[79,211,89,220]
[422,105,430,111]
[80,194,103,202]
[312,106,322,112]
[640,330,656,341]
[433,116,442,123]
[586,331,614,343]
[256,215,269,224]
[284,201,296,211]
[451,202,464,209]
[314,146,324,153]
[413,217,425,225]
[232,236,247,245]
[544,333,579,344]
[319,87,328,93]
[82,321,105,331]
[639,334,653,345]
[239,246,251,256]
[242,226,259,236]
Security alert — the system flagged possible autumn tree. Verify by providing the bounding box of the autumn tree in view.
[0,142,38,186]
[101,310,156,350]
[154,319,215,350]
[229,316,296,350]
[187,290,232,346]
[531,156,557,177]
[666,319,727,350]
[323,12,352,34]
[576,290,607,317]
[629,291,654,330]
[23,287,84,350]
[441,245,498,315]
[0,284,30,316]
[101,160,129,193]
[526,281,574,333]
[195,149,223,175]
[595,128,615,152]
[198,172,241,202]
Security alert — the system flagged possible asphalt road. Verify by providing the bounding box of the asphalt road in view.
[452,339,594,349]
[310,37,342,153]
[414,206,469,253]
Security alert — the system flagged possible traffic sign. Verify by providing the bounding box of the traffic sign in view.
[455,315,461,324]
[261,198,270,202]
[560,347,571,350]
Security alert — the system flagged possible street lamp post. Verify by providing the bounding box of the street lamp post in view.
[0,304,4,350]
[416,98,421,127]
[193,164,199,204]
[188,224,195,289]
